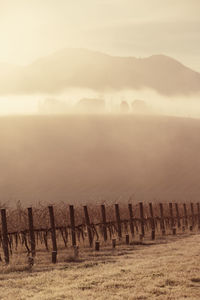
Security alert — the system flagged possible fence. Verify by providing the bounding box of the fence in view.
[0,202,200,264]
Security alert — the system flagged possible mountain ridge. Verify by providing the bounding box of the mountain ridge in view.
[0,48,200,96]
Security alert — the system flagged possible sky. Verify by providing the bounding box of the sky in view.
[0,0,200,71]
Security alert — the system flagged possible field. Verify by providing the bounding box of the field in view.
[1,232,200,300]
[1,114,200,299]
[0,200,200,299]
[1,114,200,206]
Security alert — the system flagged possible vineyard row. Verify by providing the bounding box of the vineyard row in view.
[0,202,199,264]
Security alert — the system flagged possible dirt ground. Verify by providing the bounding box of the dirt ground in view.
[0,233,200,299]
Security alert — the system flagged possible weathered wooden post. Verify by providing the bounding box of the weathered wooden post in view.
[151,230,155,240]
[128,203,135,237]
[115,204,122,239]
[101,204,107,242]
[197,203,200,229]
[183,203,188,228]
[172,228,176,235]
[48,206,57,263]
[28,207,36,257]
[95,241,100,251]
[73,245,79,258]
[139,202,145,237]
[169,203,174,231]
[112,238,116,249]
[69,205,76,247]
[175,203,181,229]
[149,203,155,240]
[1,209,9,264]
[159,203,165,234]
[83,205,93,247]
[190,203,194,229]
[125,234,130,245]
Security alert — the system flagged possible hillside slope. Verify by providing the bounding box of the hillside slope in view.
[0,114,200,206]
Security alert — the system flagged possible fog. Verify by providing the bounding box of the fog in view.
[1,88,200,119]
[1,87,200,207]
[1,113,200,207]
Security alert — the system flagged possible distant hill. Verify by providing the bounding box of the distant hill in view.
[0,48,200,96]
[1,114,200,206]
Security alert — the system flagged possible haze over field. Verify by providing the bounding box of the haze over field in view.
[1,115,200,206]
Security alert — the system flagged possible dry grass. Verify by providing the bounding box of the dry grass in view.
[0,233,200,299]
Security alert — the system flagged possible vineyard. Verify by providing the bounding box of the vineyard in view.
[0,201,199,267]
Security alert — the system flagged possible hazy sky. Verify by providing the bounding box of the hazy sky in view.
[0,0,200,71]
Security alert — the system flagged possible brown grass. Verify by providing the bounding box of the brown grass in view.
[0,233,200,299]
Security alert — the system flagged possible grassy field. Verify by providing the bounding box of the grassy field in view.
[1,232,200,299]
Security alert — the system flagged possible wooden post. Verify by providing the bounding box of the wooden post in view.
[95,241,100,251]
[73,246,79,258]
[149,203,155,240]
[83,205,93,247]
[125,234,129,245]
[139,202,145,237]
[112,238,116,249]
[175,203,181,228]
[159,203,165,234]
[69,205,76,247]
[1,209,9,264]
[183,203,188,228]
[115,204,122,239]
[28,207,36,257]
[172,228,176,235]
[190,203,194,228]
[101,205,107,242]
[151,230,155,240]
[197,203,200,229]
[169,203,174,229]
[48,206,57,263]
[128,203,135,237]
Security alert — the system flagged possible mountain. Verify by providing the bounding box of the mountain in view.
[0,48,200,95]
